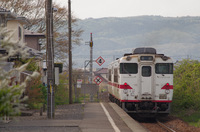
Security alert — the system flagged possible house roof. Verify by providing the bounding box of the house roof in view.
[0,7,15,19]
[0,7,10,12]
[0,7,29,24]
[25,46,43,59]
[94,68,108,83]
[24,30,45,37]
[0,46,43,60]
[94,68,108,75]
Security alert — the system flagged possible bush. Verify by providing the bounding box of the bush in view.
[55,72,69,105]
[0,27,39,117]
[172,59,200,112]
[25,76,46,109]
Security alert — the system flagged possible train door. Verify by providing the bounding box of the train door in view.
[140,65,153,98]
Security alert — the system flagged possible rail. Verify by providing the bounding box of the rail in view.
[156,119,176,132]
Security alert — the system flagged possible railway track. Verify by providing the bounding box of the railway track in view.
[156,119,176,132]
[134,116,177,132]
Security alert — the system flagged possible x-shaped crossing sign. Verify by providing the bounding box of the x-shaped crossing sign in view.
[94,76,103,85]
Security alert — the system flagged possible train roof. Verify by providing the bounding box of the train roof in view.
[124,47,157,56]
[133,47,156,54]
[123,47,170,56]
[108,47,172,66]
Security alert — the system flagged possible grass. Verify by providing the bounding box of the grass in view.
[181,112,200,127]
[28,103,43,109]
[172,110,200,128]
[75,94,99,103]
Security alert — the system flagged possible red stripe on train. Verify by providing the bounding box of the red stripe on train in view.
[109,93,172,103]
[161,83,173,89]
[108,82,132,89]
[120,100,172,103]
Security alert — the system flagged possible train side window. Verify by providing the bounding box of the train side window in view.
[120,63,138,74]
[155,63,173,74]
[108,69,111,81]
[114,68,118,83]
[142,66,151,77]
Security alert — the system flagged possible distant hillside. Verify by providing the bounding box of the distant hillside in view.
[72,16,200,68]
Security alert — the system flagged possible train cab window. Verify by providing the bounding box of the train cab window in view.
[120,63,138,74]
[114,68,118,82]
[108,69,111,81]
[142,66,151,77]
[155,63,173,74]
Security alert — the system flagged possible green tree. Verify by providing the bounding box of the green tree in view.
[173,59,200,112]
[25,76,46,109]
[55,72,69,105]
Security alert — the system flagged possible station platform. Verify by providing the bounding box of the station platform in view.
[0,103,148,132]
[80,103,147,132]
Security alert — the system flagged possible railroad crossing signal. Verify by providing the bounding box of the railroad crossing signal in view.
[90,41,93,47]
[96,56,105,66]
[94,76,103,85]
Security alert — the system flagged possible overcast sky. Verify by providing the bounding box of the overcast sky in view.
[54,0,200,19]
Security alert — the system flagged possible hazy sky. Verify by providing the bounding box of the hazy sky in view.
[54,0,200,19]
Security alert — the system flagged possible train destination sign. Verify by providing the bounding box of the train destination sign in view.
[94,76,103,85]
[96,56,105,66]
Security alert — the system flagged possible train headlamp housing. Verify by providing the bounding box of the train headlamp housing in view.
[165,89,170,94]
[126,56,131,61]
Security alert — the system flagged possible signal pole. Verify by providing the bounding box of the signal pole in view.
[89,33,93,101]
[68,0,73,104]
[89,33,93,84]
[46,0,55,118]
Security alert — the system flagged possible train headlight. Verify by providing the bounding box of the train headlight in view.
[126,56,131,61]
[165,89,170,94]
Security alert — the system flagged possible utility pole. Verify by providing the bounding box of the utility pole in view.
[68,0,73,104]
[46,0,55,118]
[89,33,93,101]
[89,33,93,83]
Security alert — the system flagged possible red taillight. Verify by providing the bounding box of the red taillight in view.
[124,82,127,86]
[166,83,169,86]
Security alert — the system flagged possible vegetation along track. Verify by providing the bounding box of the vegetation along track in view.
[137,116,200,132]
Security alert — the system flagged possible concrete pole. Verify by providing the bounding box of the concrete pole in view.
[68,0,73,104]
[46,0,55,118]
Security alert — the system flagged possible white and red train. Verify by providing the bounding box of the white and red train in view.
[108,47,173,116]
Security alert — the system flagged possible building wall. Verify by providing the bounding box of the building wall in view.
[25,36,39,50]
[7,20,24,44]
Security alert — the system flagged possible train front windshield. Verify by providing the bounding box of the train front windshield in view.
[120,63,138,74]
[155,63,173,74]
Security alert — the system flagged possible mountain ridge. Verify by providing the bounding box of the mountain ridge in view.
[72,16,200,68]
